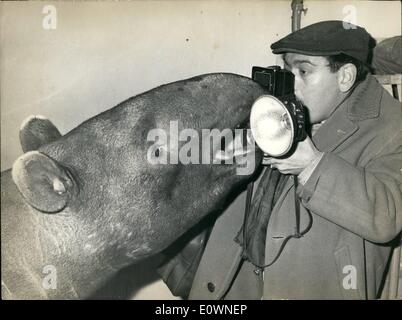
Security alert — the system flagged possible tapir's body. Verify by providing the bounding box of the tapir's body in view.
[1,73,266,299]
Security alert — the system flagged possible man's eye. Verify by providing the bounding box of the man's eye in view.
[298,69,311,77]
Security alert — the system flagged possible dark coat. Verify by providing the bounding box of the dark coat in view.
[188,74,402,300]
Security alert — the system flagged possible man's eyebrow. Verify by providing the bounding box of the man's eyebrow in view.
[284,58,318,67]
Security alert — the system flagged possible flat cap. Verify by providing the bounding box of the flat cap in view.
[271,20,374,64]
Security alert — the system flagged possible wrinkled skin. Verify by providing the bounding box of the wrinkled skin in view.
[1,73,265,299]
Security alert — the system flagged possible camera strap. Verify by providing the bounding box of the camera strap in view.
[293,175,302,237]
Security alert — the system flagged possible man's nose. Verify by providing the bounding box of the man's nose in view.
[294,78,302,100]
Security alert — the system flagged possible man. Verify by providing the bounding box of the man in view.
[160,20,402,299]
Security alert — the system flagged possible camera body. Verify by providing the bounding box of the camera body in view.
[251,66,307,155]
[252,66,295,97]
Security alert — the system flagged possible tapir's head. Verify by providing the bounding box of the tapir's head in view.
[12,74,266,263]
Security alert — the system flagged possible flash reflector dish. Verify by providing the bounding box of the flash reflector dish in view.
[250,95,294,157]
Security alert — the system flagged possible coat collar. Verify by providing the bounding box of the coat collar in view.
[346,74,382,122]
[313,74,382,152]
[312,103,358,153]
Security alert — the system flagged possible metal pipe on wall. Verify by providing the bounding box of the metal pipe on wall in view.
[291,0,306,32]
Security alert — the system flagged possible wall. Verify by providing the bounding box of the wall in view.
[1,0,400,299]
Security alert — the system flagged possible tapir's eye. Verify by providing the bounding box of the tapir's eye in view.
[147,144,168,164]
[154,145,167,158]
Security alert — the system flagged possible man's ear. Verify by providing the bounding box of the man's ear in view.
[337,63,357,93]
[19,115,62,152]
[12,151,75,213]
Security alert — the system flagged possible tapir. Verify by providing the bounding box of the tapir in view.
[1,73,266,299]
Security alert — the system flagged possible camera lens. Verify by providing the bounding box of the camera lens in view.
[280,112,292,131]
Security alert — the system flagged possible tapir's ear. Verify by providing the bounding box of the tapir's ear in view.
[19,115,62,152]
[12,151,74,213]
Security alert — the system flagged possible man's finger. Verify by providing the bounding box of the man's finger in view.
[262,158,278,166]
[262,158,271,164]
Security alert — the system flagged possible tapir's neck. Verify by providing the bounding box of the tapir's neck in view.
[33,209,133,299]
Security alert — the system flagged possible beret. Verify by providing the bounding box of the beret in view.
[271,20,375,64]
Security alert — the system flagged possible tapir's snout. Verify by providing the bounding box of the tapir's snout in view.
[213,125,259,164]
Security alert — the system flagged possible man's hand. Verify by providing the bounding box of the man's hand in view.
[262,136,323,175]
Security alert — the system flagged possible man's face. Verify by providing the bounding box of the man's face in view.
[283,53,343,124]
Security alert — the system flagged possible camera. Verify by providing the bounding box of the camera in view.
[252,66,295,97]
[250,66,307,157]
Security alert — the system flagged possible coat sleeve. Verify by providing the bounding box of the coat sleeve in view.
[297,130,402,243]
[157,226,211,299]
